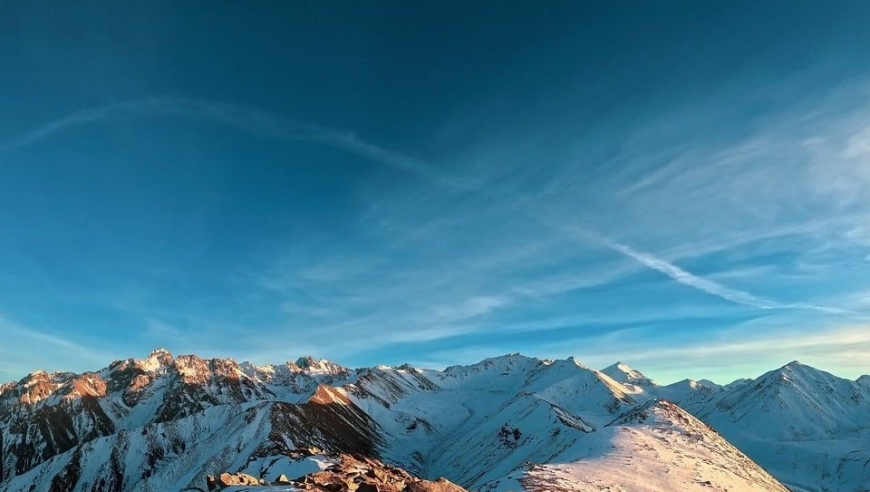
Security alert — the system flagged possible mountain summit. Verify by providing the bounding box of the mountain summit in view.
[600,361,658,388]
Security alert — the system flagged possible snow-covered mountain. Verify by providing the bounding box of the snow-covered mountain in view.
[689,361,870,492]
[0,349,358,491]
[0,351,865,492]
[593,360,870,492]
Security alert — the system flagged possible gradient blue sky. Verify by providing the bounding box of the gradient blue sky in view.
[2,1,870,384]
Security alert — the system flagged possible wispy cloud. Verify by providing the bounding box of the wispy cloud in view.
[0,315,114,381]
[4,91,868,383]
[0,97,812,314]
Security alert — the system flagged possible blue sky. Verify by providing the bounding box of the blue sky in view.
[2,1,870,384]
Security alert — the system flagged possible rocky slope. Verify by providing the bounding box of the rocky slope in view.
[213,453,468,492]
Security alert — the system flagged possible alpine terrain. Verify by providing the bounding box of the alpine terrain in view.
[1,350,867,492]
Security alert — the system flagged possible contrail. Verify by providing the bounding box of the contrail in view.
[0,96,846,313]
[1,97,479,192]
[0,97,328,152]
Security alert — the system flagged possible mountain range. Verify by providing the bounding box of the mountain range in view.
[1,350,868,492]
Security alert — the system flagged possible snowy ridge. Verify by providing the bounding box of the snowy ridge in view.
[509,399,789,492]
[701,361,870,440]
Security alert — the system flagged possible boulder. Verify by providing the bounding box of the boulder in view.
[216,472,261,488]
[405,478,466,492]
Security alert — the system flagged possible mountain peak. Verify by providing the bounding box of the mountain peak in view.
[149,347,173,358]
[295,355,318,367]
[772,360,824,380]
[601,361,657,387]
[291,355,348,376]
[484,352,528,362]
[602,361,633,372]
[566,355,584,367]
[141,347,174,370]
[666,378,721,392]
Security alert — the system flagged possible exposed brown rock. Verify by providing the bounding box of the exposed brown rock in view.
[345,479,361,491]
[205,453,469,492]
[216,471,261,487]
[406,477,467,492]
[367,467,388,482]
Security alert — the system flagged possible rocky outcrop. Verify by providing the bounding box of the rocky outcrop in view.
[206,454,468,492]
[213,471,262,488]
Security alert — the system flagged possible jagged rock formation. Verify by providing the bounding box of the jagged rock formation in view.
[0,349,363,492]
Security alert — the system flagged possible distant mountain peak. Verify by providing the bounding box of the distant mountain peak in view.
[601,360,658,387]
[23,369,50,380]
[565,355,585,367]
[482,352,530,364]
[769,360,827,382]
[444,353,541,374]
[667,378,721,392]
[144,347,174,365]
[149,347,173,357]
[295,355,319,368]
[286,356,349,377]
